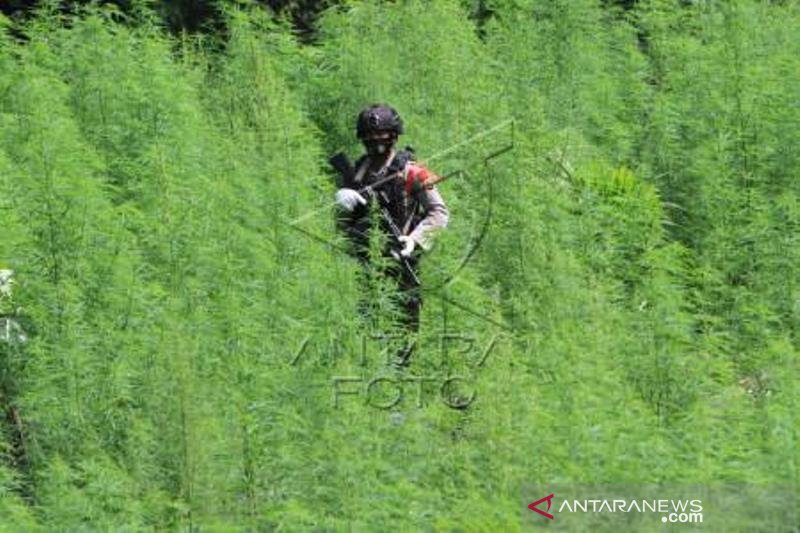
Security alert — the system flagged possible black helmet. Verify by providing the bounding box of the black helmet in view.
[356,104,404,139]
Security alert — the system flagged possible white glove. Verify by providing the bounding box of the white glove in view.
[335,188,367,212]
[398,235,416,258]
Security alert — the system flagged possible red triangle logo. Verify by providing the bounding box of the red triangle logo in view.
[528,493,555,520]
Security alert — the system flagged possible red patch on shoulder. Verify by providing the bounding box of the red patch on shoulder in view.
[405,164,431,193]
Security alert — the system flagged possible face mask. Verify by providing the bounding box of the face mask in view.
[365,139,393,156]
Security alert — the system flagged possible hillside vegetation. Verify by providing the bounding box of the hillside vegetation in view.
[0,0,797,529]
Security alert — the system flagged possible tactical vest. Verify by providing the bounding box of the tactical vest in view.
[339,149,428,262]
[351,149,428,234]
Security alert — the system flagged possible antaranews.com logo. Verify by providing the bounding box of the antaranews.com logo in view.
[522,484,797,533]
[528,492,703,524]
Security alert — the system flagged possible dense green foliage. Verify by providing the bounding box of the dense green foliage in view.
[0,0,797,529]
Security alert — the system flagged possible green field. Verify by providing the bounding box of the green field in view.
[0,1,797,530]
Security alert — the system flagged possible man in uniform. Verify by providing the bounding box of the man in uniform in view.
[334,104,449,362]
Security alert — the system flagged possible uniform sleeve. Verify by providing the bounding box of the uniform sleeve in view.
[335,156,372,260]
[406,164,449,250]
